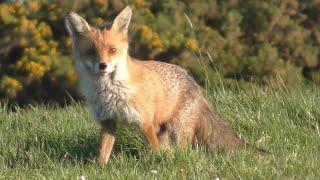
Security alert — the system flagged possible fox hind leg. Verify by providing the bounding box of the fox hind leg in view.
[157,123,171,151]
[141,123,161,151]
[167,99,200,148]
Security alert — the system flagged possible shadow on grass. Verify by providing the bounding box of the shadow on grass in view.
[4,126,146,168]
[4,132,98,169]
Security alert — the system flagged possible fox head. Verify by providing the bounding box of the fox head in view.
[65,6,132,75]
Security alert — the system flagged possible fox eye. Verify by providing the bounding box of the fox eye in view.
[109,47,117,54]
[86,48,96,56]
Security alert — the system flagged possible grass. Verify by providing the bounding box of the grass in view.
[1,88,320,179]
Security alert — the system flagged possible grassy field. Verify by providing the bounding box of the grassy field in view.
[1,88,320,179]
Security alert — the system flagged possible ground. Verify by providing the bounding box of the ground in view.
[1,88,320,179]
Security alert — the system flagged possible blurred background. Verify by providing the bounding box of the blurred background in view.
[0,0,320,105]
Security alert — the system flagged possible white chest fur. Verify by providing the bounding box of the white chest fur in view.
[76,62,142,126]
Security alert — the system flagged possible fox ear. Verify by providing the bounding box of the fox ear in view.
[65,12,91,39]
[111,6,132,35]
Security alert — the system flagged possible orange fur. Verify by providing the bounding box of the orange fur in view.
[65,6,265,165]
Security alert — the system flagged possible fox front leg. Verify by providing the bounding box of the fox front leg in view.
[99,120,116,164]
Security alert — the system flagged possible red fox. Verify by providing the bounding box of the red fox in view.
[65,6,264,164]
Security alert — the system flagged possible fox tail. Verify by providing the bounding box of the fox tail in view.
[195,99,266,155]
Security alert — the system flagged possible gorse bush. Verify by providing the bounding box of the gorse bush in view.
[0,0,319,104]
[0,2,77,103]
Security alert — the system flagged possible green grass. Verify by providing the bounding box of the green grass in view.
[1,88,320,179]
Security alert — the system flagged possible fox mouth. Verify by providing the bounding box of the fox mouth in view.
[97,71,109,76]
[95,67,116,77]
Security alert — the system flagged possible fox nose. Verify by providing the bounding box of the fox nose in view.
[99,62,107,70]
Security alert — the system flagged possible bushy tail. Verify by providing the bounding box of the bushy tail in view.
[195,100,265,155]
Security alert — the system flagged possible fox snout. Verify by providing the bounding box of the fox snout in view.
[95,61,113,75]
[96,61,114,74]
[99,62,108,70]
[78,60,113,75]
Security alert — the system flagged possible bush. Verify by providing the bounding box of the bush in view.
[0,0,319,104]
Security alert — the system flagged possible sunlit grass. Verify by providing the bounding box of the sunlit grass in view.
[1,88,320,179]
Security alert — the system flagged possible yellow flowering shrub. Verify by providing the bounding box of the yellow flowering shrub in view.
[0,76,22,99]
[0,1,76,103]
[139,25,164,52]
[27,1,40,12]
[185,38,199,52]
[0,0,319,103]
[16,60,45,79]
